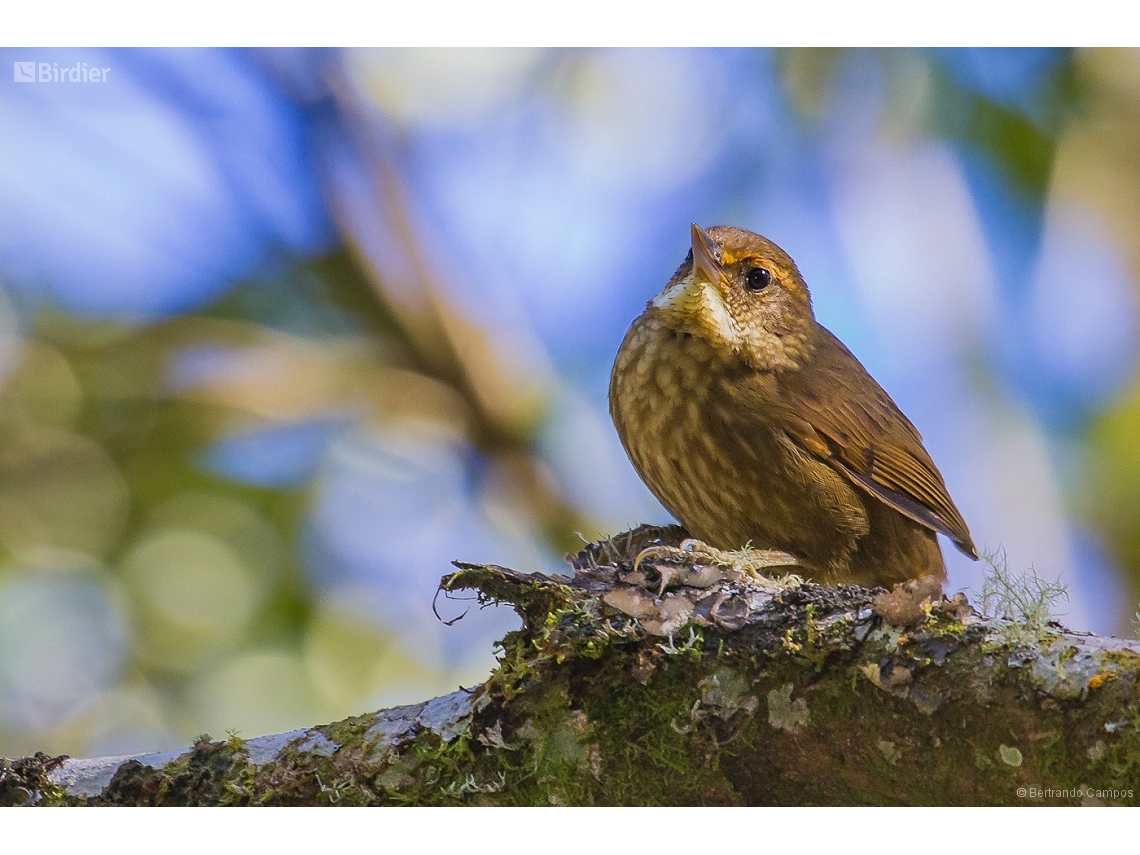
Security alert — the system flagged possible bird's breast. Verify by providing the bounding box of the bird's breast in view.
[610,318,788,547]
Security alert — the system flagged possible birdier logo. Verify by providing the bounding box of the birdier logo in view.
[13,61,110,83]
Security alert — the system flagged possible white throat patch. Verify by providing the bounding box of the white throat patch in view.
[651,275,740,346]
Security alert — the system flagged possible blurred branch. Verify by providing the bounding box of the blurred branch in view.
[310,63,596,549]
[11,527,1140,806]
[324,65,546,447]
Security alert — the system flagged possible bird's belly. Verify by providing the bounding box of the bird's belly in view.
[611,326,866,563]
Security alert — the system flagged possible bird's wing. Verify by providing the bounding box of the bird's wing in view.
[774,330,978,559]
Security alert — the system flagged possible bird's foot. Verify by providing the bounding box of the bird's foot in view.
[633,538,802,591]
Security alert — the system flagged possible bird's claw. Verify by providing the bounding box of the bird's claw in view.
[632,538,802,589]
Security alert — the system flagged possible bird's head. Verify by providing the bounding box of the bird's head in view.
[651,224,816,371]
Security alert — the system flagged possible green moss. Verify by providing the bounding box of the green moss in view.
[25,533,1140,806]
[1098,647,1140,671]
[443,563,573,629]
[1038,732,1068,779]
[0,753,69,806]
[324,711,382,748]
[540,651,737,805]
[1085,704,1140,792]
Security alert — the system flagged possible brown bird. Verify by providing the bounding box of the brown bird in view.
[609,224,977,588]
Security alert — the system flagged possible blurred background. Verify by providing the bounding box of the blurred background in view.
[1,47,1140,758]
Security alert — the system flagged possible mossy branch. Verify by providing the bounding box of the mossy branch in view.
[5,525,1140,806]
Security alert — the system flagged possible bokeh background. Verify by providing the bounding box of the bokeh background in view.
[2,47,1140,758]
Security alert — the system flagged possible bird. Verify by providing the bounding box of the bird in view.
[609,224,978,589]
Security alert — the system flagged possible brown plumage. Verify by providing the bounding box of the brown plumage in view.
[609,224,977,587]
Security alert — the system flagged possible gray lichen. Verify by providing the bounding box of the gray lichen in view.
[766,684,809,734]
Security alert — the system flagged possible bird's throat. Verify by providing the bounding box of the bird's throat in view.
[651,276,740,349]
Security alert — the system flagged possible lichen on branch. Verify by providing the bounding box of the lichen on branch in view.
[5,525,1140,806]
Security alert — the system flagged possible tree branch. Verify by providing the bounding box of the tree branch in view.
[5,526,1139,806]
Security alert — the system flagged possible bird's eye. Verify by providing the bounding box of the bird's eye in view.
[745,267,771,292]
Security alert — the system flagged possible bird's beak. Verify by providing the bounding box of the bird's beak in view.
[651,223,739,347]
[690,224,723,286]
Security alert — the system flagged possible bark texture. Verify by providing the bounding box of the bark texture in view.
[4,525,1139,806]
